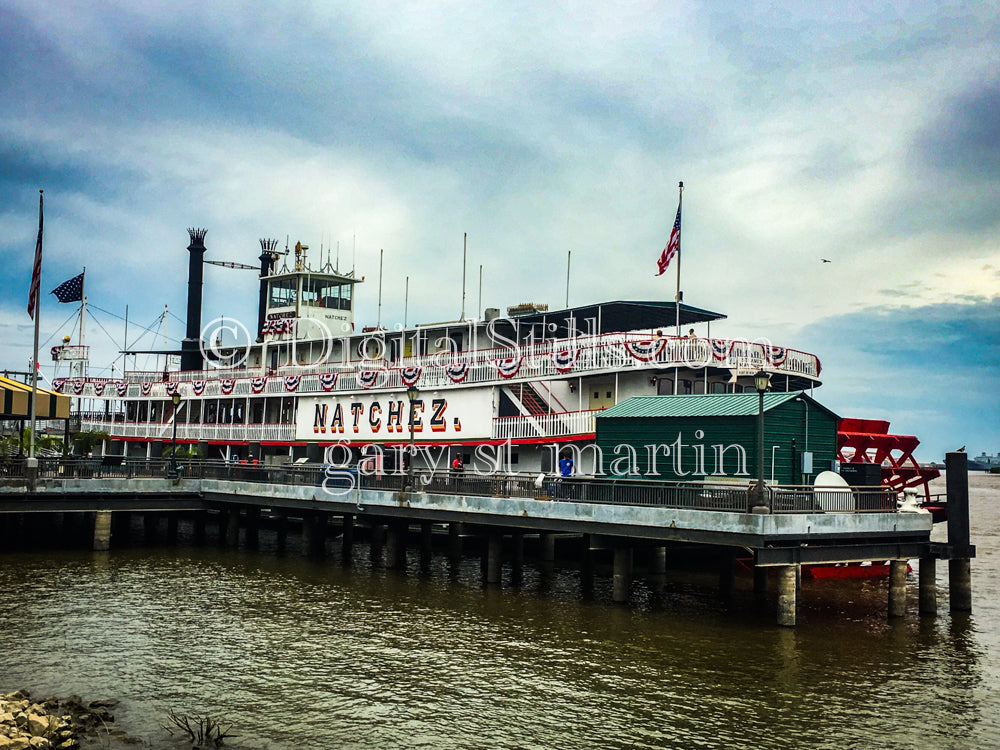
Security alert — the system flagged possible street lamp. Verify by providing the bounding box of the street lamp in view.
[169,391,182,479]
[752,369,771,512]
[406,384,419,491]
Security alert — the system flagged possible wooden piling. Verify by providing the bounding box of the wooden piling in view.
[918,557,937,615]
[777,565,797,626]
[888,559,908,618]
[93,510,112,551]
[612,546,633,603]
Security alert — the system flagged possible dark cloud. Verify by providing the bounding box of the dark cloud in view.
[796,298,1000,459]
[875,81,1000,238]
[917,81,1000,179]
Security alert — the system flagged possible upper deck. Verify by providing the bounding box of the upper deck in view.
[56,330,820,400]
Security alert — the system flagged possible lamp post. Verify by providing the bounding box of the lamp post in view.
[406,384,419,491]
[752,369,771,512]
[169,392,182,479]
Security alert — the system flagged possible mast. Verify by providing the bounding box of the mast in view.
[377,248,383,328]
[404,275,409,328]
[123,304,129,377]
[78,267,87,378]
[461,232,467,320]
[565,250,571,308]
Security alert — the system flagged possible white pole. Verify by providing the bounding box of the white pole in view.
[79,267,87,378]
[566,250,571,308]
[461,232,467,320]
[377,248,383,328]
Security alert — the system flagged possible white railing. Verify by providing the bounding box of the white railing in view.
[63,333,821,400]
[491,409,601,441]
[80,418,296,443]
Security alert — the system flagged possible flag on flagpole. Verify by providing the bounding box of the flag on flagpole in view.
[27,192,44,319]
[51,272,84,303]
[656,201,681,276]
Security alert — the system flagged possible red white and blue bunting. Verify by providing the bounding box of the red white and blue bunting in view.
[623,339,665,362]
[358,370,381,389]
[495,356,523,379]
[551,348,578,373]
[766,346,787,366]
[711,339,734,361]
[165,382,179,396]
[400,366,422,387]
[71,380,85,395]
[445,362,469,383]
[319,372,338,391]
[191,380,206,396]
[261,318,295,336]
[51,378,66,392]
[220,378,236,396]
[283,375,301,392]
[115,381,129,397]
[141,382,152,397]
[92,382,106,397]
[251,376,268,394]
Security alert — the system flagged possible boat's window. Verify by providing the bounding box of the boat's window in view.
[269,278,297,308]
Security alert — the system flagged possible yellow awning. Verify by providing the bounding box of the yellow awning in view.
[0,376,71,420]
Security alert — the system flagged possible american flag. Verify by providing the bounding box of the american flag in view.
[51,272,84,303]
[656,201,681,276]
[27,192,43,319]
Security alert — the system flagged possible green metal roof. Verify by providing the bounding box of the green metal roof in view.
[597,392,837,419]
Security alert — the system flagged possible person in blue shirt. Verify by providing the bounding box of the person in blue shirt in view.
[558,454,573,477]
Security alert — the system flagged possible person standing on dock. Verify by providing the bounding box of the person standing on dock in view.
[558,451,574,498]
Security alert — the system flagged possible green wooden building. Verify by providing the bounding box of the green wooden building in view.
[595,392,839,484]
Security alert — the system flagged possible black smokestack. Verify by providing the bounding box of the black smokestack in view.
[257,238,279,342]
[181,228,207,372]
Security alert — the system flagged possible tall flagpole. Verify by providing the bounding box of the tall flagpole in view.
[674,181,683,337]
[674,181,683,394]
[28,190,44,461]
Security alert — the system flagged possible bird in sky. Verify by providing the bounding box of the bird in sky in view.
[821,258,831,263]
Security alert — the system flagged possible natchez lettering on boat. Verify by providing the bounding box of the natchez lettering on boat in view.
[297,391,490,442]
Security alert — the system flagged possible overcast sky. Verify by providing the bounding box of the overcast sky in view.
[2,0,997,461]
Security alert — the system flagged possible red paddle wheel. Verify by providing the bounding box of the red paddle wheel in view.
[836,418,941,506]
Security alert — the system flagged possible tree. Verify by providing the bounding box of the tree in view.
[72,430,111,457]
[0,427,65,459]
[161,444,203,460]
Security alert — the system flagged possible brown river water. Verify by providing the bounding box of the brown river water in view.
[1,473,998,749]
